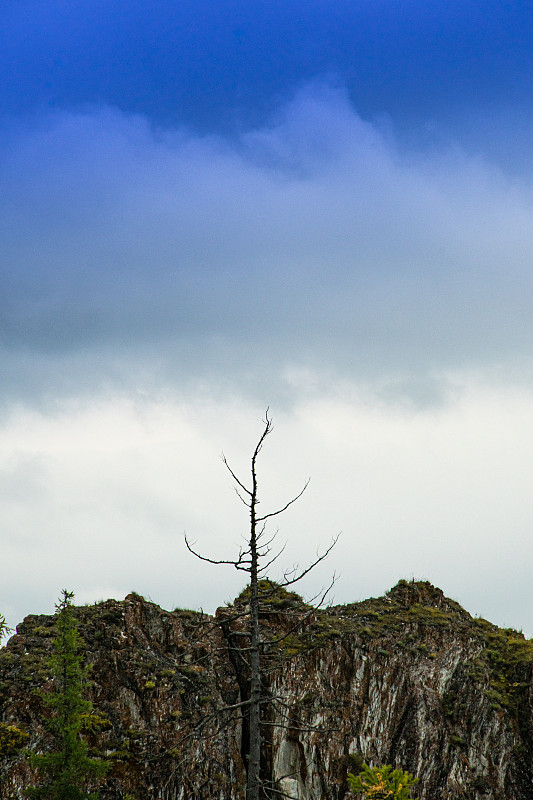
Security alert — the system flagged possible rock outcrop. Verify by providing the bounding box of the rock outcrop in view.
[1,581,533,799]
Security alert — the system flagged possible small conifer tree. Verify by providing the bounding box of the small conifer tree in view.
[28,590,108,800]
[0,613,11,642]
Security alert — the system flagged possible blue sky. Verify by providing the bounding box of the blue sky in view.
[4,0,533,134]
[3,0,533,638]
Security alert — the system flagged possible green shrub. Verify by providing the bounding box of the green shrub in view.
[348,763,418,799]
[80,714,113,733]
[0,723,29,758]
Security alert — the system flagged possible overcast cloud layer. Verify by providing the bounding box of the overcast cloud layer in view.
[3,84,533,409]
[3,1,533,641]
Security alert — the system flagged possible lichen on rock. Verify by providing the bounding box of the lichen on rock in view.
[1,581,533,799]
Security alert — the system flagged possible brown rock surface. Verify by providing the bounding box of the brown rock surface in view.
[1,581,533,799]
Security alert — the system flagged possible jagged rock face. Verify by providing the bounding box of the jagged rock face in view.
[0,595,245,800]
[1,581,533,799]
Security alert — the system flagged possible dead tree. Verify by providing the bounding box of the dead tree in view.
[185,410,338,800]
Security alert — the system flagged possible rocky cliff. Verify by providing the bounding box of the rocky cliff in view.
[1,580,533,799]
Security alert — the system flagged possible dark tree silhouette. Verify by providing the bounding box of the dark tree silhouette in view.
[185,411,338,800]
[28,590,108,800]
[0,614,10,643]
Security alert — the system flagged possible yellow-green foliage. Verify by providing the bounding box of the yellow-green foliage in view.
[348,763,419,799]
[160,668,176,678]
[406,604,451,626]
[80,713,113,732]
[0,723,29,758]
[32,626,55,638]
[281,634,306,657]
[474,619,533,714]
[235,580,311,611]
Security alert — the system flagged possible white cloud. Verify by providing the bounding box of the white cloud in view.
[1,83,533,410]
[2,385,533,639]
[2,83,533,639]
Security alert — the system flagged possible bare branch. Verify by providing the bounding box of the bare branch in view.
[256,527,278,547]
[255,522,270,541]
[278,533,340,587]
[222,453,253,497]
[256,478,310,523]
[184,534,242,567]
[233,485,251,507]
[265,580,335,647]
[303,578,338,608]
[182,410,341,800]
[260,720,340,734]
[257,544,287,575]
[252,409,273,463]
[259,776,301,800]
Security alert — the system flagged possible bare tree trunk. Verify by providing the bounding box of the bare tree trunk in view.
[247,510,261,799]
[247,421,264,800]
[184,411,338,800]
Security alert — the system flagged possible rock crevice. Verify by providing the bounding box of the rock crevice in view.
[1,581,533,799]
